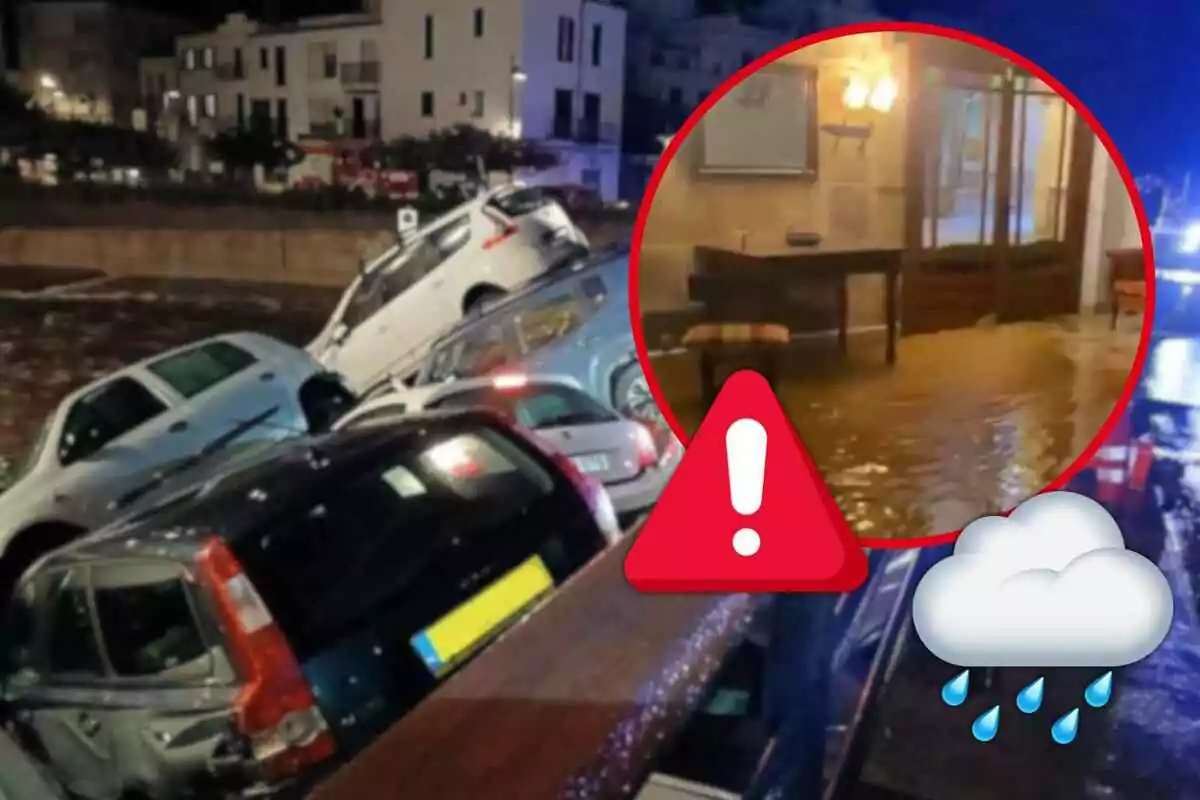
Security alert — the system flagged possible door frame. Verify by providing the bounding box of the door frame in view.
[901,37,1094,334]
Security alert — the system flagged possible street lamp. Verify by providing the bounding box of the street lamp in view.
[39,73,58,91]
[508,58,526,138]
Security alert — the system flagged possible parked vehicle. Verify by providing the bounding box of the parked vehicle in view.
[410,245,665,444]
[338,373,673,523]
[0,332,355,601]
[308,184,590,393]
[0,410,618,800]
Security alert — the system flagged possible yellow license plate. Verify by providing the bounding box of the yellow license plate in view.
[409,555,554,675]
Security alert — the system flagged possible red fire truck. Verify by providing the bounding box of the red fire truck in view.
[290,137,418,199]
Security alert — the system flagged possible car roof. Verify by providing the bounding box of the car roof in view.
[341,374,587,427]
[39,410,512,568]
[426,244,630,349]
[58,331,297,406]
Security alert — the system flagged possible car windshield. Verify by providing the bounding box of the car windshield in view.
[430,383,618,429]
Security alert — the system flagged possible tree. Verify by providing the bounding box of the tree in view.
[205,127,304,182]
[383,124,557,177]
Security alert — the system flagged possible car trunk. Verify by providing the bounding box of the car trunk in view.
[537,420,645,486]
[229,433,610,757]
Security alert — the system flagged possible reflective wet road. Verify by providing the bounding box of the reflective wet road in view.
[648,316,1142,539]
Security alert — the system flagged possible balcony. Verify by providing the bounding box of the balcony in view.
[549,117,620,146]
[215,63,245,81]
[309,118,382,140]
[340,61,380,90]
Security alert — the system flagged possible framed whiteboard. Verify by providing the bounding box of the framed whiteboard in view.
[699,63,817,176]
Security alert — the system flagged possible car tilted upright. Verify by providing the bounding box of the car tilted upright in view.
[308,183,589,393]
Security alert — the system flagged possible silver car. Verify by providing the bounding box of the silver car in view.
[0,332,355,596]
[337,373,675,522]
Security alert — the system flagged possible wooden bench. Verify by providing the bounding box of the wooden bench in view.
[681,322,791,405]
[1108,247,1147,330]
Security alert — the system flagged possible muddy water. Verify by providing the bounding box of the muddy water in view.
[648,315,1142,540]
[0,291,329,489]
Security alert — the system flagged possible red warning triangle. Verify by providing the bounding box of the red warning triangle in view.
[625,370,868,594]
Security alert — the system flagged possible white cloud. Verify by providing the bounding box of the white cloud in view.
[912,491,1174,668]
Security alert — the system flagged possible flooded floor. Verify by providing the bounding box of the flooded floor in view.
[0,278,334,488]
[648,315,1142,539]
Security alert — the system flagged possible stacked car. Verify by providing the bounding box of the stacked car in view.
[0,183,673,799]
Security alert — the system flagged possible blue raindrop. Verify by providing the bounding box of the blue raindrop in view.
[942,669,970,707]
[1084,671,1114,708]
[1016,676,1045,714]
[971,705,1001,743]
[1051,709,1080,745]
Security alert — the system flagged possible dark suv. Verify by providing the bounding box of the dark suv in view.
[0,410,619,799]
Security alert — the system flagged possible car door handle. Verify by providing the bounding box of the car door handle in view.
[259,371,276,382]
[168,420,188,433]
[78,712,101,738]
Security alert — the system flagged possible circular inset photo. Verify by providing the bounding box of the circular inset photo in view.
[631,24,1153,545]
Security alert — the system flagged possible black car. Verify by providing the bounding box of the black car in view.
[0,410,620,799]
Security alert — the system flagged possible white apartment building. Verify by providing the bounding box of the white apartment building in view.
[145,0,628,199]
[378,0,627,199]
[172,10,383,142]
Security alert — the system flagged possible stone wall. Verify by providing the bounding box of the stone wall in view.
[0,219,633,288]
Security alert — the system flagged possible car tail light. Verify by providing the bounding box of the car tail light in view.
[508,424,622,543]
[492,374,528,390]
[483,223,519,250]
[634,423,659,470]
[196,538,336,781]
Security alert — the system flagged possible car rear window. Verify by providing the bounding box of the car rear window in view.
[487,186,551,217]
[93,575,208,677]
[430,383,618,429]
[148,341,258,399]
[232,426,558,658]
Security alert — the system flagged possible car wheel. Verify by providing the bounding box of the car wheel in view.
[463,286,506,317]
[613,363,662,430]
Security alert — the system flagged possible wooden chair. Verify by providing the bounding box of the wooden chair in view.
[1108,247,1147,330]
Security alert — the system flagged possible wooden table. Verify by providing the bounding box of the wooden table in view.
[689,245,904,365]
[308,530,760,800]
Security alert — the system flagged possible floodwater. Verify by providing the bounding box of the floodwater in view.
[0,278,332,489]
[648,315,1142,539]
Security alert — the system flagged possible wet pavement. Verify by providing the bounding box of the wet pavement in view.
[0,278,335,488]
[861,500,1200,800]
[647,315,1141,540]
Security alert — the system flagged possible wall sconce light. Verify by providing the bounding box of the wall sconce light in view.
[842,75,898,113]
[869,76,898,113]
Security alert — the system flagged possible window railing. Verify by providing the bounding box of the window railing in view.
[550,117,620,144]
[215,63,245,81]
[341,61,381,85]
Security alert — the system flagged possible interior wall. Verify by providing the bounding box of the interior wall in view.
[637,31,910,327]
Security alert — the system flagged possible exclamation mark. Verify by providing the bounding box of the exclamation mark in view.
[726,418,767,557]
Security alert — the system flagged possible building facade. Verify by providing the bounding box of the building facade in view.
[17,0,192,126]
[147,0,628,199]
[172,10,383,142]
[378,0,626,199]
